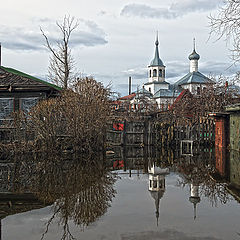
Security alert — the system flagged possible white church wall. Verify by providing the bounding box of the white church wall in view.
[156,97,175,110]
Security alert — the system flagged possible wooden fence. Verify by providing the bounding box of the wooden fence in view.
[107,117,215,147]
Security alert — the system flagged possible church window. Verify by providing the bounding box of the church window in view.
[153,69,157,77]
[149,87,151,92]
[149,70,151,77]
[153,180,157,188]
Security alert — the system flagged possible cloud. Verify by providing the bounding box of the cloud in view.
[0,18,107,51]
[120,0,223,19]
[170,0,222,13]
[121,4,178,19]
[200,61,238,75]
[0,26,45,51]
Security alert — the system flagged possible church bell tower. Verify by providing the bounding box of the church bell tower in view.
[148,34,166,83]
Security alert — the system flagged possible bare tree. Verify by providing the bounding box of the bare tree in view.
[41,16,79,88]
[209,0,240,62]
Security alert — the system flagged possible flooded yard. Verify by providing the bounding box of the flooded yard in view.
[1,146,240,240]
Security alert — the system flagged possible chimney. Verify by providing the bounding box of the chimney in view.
[129,76,132,95]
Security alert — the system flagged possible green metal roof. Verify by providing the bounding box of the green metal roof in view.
[0,66,62,91]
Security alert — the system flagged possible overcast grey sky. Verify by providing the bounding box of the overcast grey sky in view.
[0,0,238,95]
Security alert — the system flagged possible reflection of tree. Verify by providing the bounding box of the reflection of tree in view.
[12,153,117,240]
[176,155,231,207]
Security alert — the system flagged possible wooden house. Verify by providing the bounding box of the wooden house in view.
[0,66,61,124]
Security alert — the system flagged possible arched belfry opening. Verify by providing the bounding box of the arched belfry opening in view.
[159,69,162,77]
[153,69,157,77]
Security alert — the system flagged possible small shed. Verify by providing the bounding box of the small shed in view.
[209,112,230,149]
[209,112,230,178]
[225,103,240,151]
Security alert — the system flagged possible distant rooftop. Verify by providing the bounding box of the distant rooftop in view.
[175,71,215,86]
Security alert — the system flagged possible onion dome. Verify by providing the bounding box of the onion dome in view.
[188,38,200,60]
[188,49,200,60]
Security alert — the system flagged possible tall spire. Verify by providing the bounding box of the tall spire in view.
[155,31,159,46]
[150,32,164,67]
[193,37,196,51]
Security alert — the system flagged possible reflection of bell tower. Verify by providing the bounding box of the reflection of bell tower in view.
[189,183,201,220]
[148,163,169,225]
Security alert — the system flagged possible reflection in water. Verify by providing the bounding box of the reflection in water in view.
[0,144,240,239]
[0,153,117,240]
[148,162,169,225]
[189,183,200,220]
[109,145,240,221]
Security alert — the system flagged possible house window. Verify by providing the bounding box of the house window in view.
[20,98,39,113]
[0,98,14,120]
[153,69,157,77]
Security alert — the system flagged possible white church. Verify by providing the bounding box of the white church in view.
[129,36,215,110]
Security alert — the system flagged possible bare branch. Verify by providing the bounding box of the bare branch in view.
[209,0,240,63]
[40,15,79,89]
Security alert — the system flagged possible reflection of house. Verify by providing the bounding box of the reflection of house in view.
[0,158,49,240]
[0,65,61,125]
[229,150,240,189]
[148,163,169,225]
[0,192,47,240]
